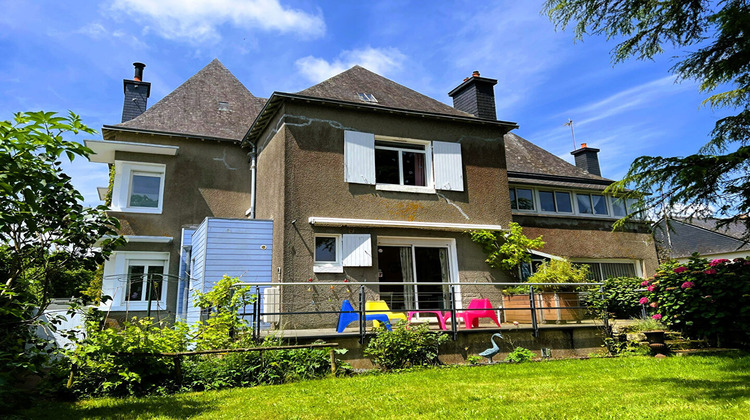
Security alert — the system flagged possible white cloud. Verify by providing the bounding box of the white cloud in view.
[77,23,108,39]
[561,76,689,127]
[109,0,325,44]
[295,47,407,83]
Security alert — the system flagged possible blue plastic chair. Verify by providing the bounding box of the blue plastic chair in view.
[337,299,392,333]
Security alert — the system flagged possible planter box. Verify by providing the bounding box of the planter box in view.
[502,293,582,324]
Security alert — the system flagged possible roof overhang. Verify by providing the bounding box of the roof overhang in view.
[101,124,241,144]
[85,139,179,164]
[308,217,504,232]
[242,92,519,147]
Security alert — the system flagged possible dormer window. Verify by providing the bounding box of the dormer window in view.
[357,93,378,103]
[111,161,166,214]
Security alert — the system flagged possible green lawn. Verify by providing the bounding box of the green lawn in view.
[24,353,750,419]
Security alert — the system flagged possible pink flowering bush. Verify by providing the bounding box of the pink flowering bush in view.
[642,255,750,344]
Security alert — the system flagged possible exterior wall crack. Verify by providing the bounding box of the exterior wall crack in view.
[213,149,238,170]
[437,192,470,220]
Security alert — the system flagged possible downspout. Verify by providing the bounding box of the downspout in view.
[246,143,257,219]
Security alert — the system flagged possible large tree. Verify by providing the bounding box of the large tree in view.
[544,0,750,238]
[0,111,123,405]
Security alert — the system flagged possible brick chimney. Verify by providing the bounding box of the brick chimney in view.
[448,70,497,120]
[570,143,602,176]
[121,62,151,123]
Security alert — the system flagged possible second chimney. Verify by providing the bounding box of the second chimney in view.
[121,62,151,123]
[570,143,602,176]
[448,70,498,120]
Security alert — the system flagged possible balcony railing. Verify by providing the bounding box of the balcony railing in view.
[234,281,608,343]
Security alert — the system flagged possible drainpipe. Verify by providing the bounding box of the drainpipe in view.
[246,143,257,219]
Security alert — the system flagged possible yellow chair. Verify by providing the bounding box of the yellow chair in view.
[365,300,407,329]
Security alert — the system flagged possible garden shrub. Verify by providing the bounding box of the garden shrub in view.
[505,347,536,363]
[180,338,333,391]
[527,259,589,292]
[364,322,450,370]
[641,256,750,344]
[583,276,644,319]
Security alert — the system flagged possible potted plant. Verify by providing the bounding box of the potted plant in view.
[526,259,589,323]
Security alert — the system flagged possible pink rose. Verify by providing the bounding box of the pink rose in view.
[647,285,655,292]
[704,269,717,275]
[673,266,688,273]
[681,281,695,289]
[639,297,648,304]
[641,280,649,286]
[652,314,662,320]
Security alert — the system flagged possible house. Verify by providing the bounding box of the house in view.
[654,217,750,262]
[86,60,658,326]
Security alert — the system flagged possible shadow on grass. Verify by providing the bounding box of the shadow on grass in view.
[24,394,217,420]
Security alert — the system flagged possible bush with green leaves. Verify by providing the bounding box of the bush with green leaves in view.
[641,256,750,344]
[470,223,545,280]
[364,322,450,370]
[505,347,536,363]
[527,259,589,292]
[583,276,644,319]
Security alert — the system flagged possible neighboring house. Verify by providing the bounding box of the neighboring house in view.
[654,217,750,262]
[86,60,658,326]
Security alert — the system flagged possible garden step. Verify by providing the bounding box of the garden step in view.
[665,339,709,350]
[673,348,743,356]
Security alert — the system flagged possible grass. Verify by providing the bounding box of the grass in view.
[23,353,750,419]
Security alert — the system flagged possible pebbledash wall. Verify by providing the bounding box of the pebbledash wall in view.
[99,130,253,321]
[253,100,516,328]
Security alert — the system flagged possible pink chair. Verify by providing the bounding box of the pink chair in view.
[444,298,501,329]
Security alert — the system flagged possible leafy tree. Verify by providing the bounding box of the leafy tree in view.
[0,111,123,406]
[470,222,545,280]
[544,0,750,238]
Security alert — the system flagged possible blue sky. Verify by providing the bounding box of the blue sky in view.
[0,0,726,206]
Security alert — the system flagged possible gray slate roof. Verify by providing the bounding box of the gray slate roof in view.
[296,65,473,118]
[654,218,750,259]
[110,59,266,141]
[504,132,612,190]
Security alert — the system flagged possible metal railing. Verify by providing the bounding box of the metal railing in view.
[234,281,606,343]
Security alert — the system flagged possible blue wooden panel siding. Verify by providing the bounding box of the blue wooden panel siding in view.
[177,228,196,321]
[186,222,208,325]
[186,218,274,325]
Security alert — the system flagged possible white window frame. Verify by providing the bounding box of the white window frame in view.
[510,185,642,220]
[377,236,462,310]
[111,160,166,214]
[313,234,343,273]
[569,258,643,279]
[509,186,536,212]
[100,251,170,311]
[374,135,435,194]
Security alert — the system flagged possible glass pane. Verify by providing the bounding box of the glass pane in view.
[129,174,161,208]
[592,195,608,215]
[414,247,448,310]
[516,189,534,210]
[315,237,337,262]
[509,188,517,210]
[612,197,627,217]
[148,266,164,300]
[626,198,640,218]
[539,191,556,212]
[375,149,400,184]
[402,151,426,186]
[601,263,636,279]
[555,192,572,213]
[126,265,145,301]
[577,194,592,213]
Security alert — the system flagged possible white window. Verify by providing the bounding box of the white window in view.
[100,251,170,311]
[111,161,166,214]
[510,186,643,219]
[509,187,535,211]
[576,193,608,215]
[344,131,463,193]
[314,233,373,273]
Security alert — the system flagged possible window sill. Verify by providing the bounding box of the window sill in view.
[376,184,436,194]
[107,301,168,311]
[313,265,344,273]
[109,206,163,215]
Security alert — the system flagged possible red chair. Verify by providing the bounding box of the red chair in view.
[444,298,501,329]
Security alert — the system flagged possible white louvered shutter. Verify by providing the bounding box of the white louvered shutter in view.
[342,234,372,267]
[344,131,376,185]
[433,141,464,191]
